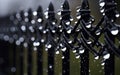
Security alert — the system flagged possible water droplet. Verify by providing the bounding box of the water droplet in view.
[103,53,110,59]
[73,50,76,53]
[65,21,70,25]
[43,30,47,34]
[61,47,67,52]
[79,49,85,54]
[25,18,29,22]
[68,40,72,44]
[39,26,43,30]
[101,62,105,66]
[33,11,37,16]
[49,65,52,69]
[23,42,28,48]
[37,18,42,23]
[62,56,65,59]
[99,2,105,7]
[45,15,48,19]
[95,56,99,60]
[67,29,72,34]
[77,15,81,19]
[21,25,26,31]
[77,8,80,12]
[24,12,28,17]
[76,55,80,59]
[19,37,24,42]
[56,51,60,54]
[57,11,61,15]
[33,42,40,46]
[31,20,35,24]
[111,27,119,35]
[60,29,63,32]
[115,14,120,18]
[31,37,35,41]
[86,24,91,28]
[11,67,16,72]
[44,11,48,15]
[16,40,21,46]
[33,47,37,51]
[41,39,45,43]
[70,18,73,21]
[52,22,56,25]
[4,35,9,41]
[79,47,85,54]
[29,26,34,32]
[87,40,92,44]
[95,29,101,35]
[52,30,56,33]
[47,44,52,49]
[100,9,104,13]
[60,43,63,47]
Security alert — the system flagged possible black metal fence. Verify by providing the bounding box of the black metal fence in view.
[0,0,120,75]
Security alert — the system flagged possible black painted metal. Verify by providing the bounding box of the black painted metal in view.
[0,0,120,75]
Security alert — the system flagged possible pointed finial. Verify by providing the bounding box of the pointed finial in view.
[37,6,43,13]
[28,8,33,22]
[81,0,89,9]
[20,10,24,21]
[48,2,54,11]
[62,0,70,10]
[37,6,43,18]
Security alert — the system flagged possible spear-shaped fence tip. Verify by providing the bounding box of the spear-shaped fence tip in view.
[62,0,70,10]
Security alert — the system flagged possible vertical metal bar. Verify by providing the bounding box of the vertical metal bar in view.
[20,45,23,75]
[105,31,115,75]
[37,45,43,75]
[13,43,16,75]
[78,0,90,75]
[104,52,115,75]
[48,47,55,75]
[28,43,32,75]
[62,48,70,75]
[80,49,89,75]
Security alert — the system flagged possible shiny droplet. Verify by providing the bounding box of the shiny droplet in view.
[37,18,42,23]
[77,15,81,19]
[95,56,99,60]
[56,51,60,54]
[31,37,35,41]
[115,14,120,18]
[87,40,92,44]
[67,29,72,34]
[111,27,119,35]
[33,42,40,46]
[73,50,76,53]
[21,25,26,31]
[47,44,52,49]
[65,21,70,25]
[101,62,105,66]
[41,39,45,43]
[57,11,61,15]
[103,53,110,59]
[100,9,104,13]
[61,47,67,52]
[33,47,37,51]
[39,26,43,30]
[68,40,72,44]
[99,2,105,7]
[33,11,37,16]
[76,55,80,59]
[86,24,91,28]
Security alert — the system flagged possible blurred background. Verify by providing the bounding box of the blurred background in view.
[0,0,120,75]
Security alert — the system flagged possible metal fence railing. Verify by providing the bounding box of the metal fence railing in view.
[0,0,120,75]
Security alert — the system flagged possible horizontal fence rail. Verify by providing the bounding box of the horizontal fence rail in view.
[0,0,120,75]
